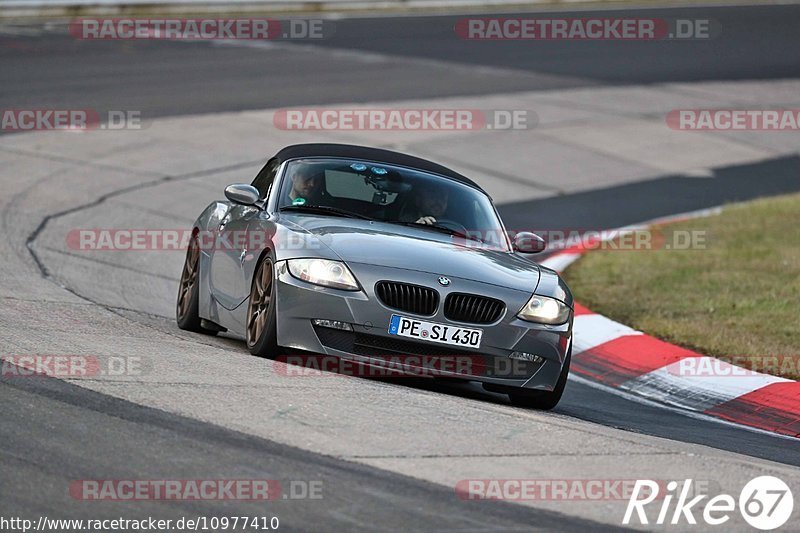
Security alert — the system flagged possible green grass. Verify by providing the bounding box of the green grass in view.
[564,193,800,380]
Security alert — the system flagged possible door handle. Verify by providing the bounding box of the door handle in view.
[219,213,231,231]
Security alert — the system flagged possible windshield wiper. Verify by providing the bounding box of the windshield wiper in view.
[392,221,472,240]
[280,204,375,221]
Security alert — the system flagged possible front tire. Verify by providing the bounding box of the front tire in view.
[508,344,571,410]
[246,257,279,358]
[176,233,217,335]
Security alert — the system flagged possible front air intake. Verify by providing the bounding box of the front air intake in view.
[375,281,438,316]
[443,293,505,324]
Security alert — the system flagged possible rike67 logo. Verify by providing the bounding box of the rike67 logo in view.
[624,476,794,530]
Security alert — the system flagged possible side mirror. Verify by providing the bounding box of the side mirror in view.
[512,231,546,254]
[224,184,260,206]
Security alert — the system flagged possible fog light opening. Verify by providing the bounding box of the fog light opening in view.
[509,351,543,363]
[312,319,353,332]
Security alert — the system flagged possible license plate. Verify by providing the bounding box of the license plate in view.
[388,314,482,348]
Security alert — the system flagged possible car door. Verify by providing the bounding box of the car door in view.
[208,204,260,310]
[208,158,281,310]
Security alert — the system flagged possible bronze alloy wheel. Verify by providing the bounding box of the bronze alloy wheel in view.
[247,259,273,347]
[177,235,200,322]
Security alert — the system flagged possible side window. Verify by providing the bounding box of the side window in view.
[251,158,280,199]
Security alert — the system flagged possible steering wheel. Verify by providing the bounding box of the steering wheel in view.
[433,218,470,237]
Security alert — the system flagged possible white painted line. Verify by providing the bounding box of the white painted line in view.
[572,314,641,355]
[568,373,800,442]
[640,205,723,227]
[539,252,582,273]
[621,357,792,411]
[538,206,723,274]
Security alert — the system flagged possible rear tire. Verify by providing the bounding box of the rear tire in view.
[508,343,571,410]
[246,256,279,358]
[176,233,217,335]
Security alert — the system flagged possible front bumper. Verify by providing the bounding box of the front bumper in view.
[273,260,572,391]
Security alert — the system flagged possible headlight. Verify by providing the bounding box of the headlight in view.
[287,258,360,291]
[517,295,571,325]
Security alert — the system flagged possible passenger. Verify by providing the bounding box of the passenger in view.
[400,183,450,225]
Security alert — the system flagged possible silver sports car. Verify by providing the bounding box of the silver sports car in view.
[177,144,574,409]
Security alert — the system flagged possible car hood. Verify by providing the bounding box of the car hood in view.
[279,214,540,292]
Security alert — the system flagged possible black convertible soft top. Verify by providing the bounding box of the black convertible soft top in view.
[273,143,485,194]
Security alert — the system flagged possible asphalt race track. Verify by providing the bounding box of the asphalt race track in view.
[2,3,800,530]
[3,4,800,119]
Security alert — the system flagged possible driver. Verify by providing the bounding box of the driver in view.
[286,165,324,204]
[400,183,449,225]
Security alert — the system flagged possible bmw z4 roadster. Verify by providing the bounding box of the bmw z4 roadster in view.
[177,144,574,409]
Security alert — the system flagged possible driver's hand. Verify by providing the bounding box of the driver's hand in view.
[415,216,436,225]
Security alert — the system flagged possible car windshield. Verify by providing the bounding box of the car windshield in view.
[277,158,509,250]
